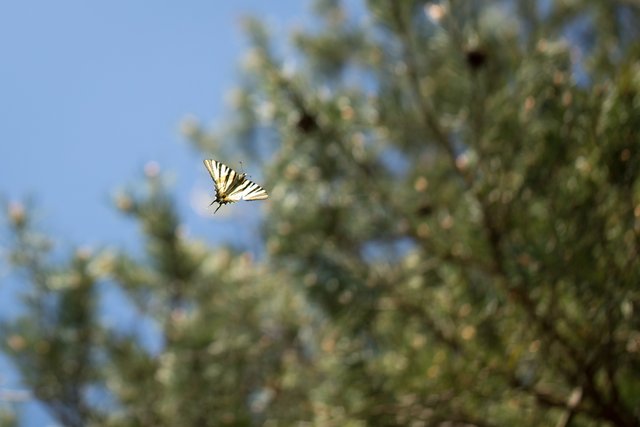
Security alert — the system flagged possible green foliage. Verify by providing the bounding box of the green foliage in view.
[3,1,640,426]
[0,409,17,427]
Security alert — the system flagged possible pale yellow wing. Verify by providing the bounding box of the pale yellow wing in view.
[203,159,239,197]
[226,179,269,201]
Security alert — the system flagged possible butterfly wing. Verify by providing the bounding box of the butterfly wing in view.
[203,159,238,197]
[226,178,269,201]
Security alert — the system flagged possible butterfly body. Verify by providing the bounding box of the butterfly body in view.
[203,159,268,213]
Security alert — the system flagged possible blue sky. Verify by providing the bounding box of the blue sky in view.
[0,1,307,424]
[0,0,307,247]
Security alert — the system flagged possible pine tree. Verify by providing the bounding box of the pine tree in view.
[3,1,640,426]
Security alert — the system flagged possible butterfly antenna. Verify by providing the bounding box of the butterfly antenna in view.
[239,161,248,177]
[239,161,253,178]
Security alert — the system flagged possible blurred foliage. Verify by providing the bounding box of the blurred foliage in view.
[2,0,640,426]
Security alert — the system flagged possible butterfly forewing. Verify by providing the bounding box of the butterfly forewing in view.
[204,159,237,195]
[227,180,269,201]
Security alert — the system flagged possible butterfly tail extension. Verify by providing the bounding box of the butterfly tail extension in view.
[214,203,223,214]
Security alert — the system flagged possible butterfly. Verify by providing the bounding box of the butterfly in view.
[203,159,269,213]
